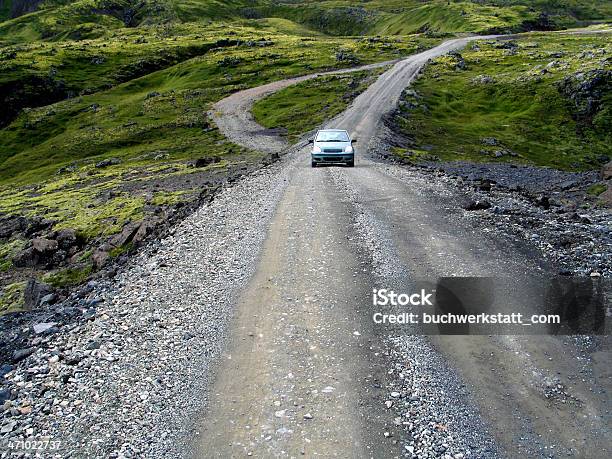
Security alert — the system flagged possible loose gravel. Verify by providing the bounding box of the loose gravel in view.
[329,167,501,458]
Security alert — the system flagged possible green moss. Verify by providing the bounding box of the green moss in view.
[0,239,26,272]
[587,183,607,196]
[151,190,189,206]
[44,264,93,287]
[108,242,133,258]
[0,282,25,315]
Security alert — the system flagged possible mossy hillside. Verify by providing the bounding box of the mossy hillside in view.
[0,239,26,272]
[0,0,245,42]
[252,68,386,141]
[0,26,430,291]
[1,27,433,184]
[392,32,611,171]
[3,0,610,47]
[255,1,612,36]
[0,23,308,127]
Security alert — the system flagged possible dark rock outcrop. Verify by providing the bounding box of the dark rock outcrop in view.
[23,279,53,310]
[13,238,58,267]
[558,69,611,127]
[0,216,27,239]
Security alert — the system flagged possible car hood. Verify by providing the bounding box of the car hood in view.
[314,141,350,150]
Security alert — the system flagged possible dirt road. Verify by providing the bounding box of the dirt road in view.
[195,36,611,458]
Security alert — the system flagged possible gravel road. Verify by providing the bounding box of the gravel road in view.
[1,35,609,459]
[199,34,610,458]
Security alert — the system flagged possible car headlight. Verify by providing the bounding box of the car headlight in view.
[313,146,321,153]
[344,145,353,153]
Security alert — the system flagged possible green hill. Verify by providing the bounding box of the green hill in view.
[1,0,610,45]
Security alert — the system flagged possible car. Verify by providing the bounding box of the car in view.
[309,129,355,167]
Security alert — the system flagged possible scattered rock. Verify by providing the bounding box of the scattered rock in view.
[481,137,499,146]
[601,161,612,181]
[95,158,121,168]
[12,347,36,363]
[217,56,242,67]
[110,221,141,248]
[92,246,111,268]
[1,421,16,434]
[464,200,492,211]
[13,238,59,267]
[335,49,360,64]
[471,75,495,85]
[194,157,221,168]
[133,217,161,244]
[534,195,550,209]
[56,228,78,249]
[0,215,27,238]
[33,322,57,334]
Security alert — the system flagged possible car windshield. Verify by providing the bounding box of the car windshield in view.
[316,131,349,142]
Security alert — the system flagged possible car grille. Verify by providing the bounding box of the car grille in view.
[323,148,343,153]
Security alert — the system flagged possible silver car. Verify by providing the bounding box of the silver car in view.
[309,129,355,167]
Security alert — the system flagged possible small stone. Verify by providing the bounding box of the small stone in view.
[390,391,401,398]
[40,293,56,305]
[274,409,286,418]
[1,421,16,434]
[33,322,57,334]
[303,413,313,420]
[12,347,36,363]
[18,405,32,415]
[385,400,393,408]
[86,341,101,350]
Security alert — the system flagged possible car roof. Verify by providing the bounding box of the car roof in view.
[318,129,348,132]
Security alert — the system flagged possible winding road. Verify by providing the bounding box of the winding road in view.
[194,36,611,458]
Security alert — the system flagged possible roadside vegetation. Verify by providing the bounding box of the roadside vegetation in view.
[391,32,611,171]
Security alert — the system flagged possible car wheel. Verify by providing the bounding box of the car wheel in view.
[347,160,354,167]
[311,161,317,168]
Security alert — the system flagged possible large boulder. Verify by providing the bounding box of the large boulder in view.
[32,237,58,252]
[13,237,58,267]
[109,221,140,247]
[56,228,78,249]
[92,245,111,269]
[24,216,53,236]
[600,186,612,207]
[92,221,142,268]
[132,217,161,244]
